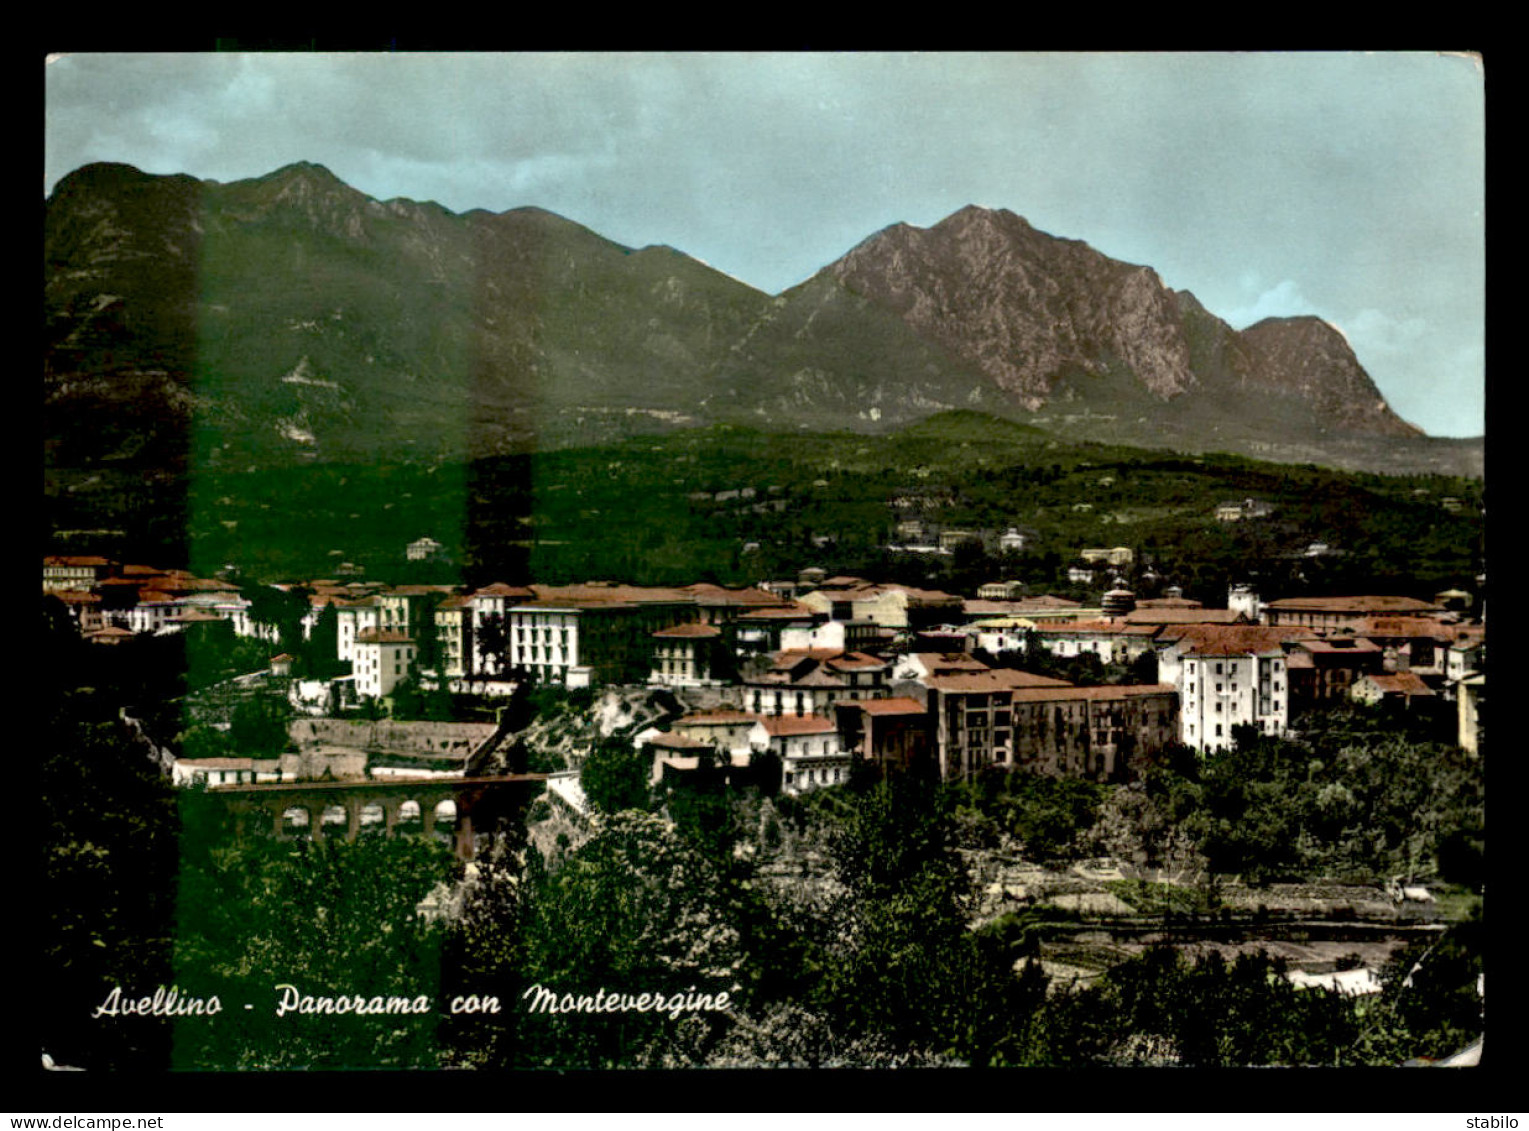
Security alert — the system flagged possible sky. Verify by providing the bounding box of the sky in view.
[44,51,1485,438]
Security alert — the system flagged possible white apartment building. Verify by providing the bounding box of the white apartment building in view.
[1160,629,1292,753]
[433,595,471,679]
[466,583,535,677]
[747,715,853,795]
[336,599,382,663]
[353,629,416,699]
[505,603,588,686]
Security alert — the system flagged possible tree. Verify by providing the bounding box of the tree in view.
[580,738,651,815]
[244,584,309,651]
[302,600,342,678]
[40,700,180,1071]
[1346,914,1484,1065]
[170,830,456,1070]
[1033,946,1361,1067]
[812,766,1028,1064]
[228,692,291,757]
[475,613,508,675]
[512,812,748,1068]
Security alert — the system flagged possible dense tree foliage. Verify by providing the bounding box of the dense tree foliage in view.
[39,702,181,1071]
[1033,946,1364,1066]
[52,415,1480,595]
[168,823,456,1070]
[952,768,1109,862]
[1135,708,1485,885]
[580,737,654,815]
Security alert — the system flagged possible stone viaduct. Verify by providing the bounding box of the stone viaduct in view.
[209,774,547,860]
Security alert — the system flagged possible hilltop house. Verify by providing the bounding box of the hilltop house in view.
[1079,547,1135,567]
[406,536,443,562]
[1215,498,1275,522]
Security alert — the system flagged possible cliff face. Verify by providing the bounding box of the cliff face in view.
[1238,317,1424,438]
[824,206,1197,408]
[822,205,1421,437]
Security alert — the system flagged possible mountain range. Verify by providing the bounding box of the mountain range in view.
[43,161,1482,478]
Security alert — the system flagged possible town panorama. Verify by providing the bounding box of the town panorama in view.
[40,460,1486,1072]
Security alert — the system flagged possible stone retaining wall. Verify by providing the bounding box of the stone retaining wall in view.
[288,718,498,756]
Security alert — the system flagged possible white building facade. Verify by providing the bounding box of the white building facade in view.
[1168,645,1289,753]
[353,629,417,699]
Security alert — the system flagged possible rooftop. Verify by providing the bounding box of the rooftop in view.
[1264,595,1442,614]
[653,622,722,638]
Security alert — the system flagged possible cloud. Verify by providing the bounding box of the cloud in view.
[1222,279,1318,329]
[1336,307,1429,362]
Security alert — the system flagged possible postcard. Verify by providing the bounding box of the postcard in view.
[39,50,1486,1083]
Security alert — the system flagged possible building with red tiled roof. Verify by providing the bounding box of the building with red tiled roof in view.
[336,596,383,663]
[1123,607,1248,627]
[730,600,825,657]
[464,581,698,686]
[650,622,726,688]
[84,625,134,645]
[661,709,757,751]
[51,588,105,633]
[1352,671,1437,707]
[750,714,851,795]
[1157,625,1320,752]
[835,696,933,774]
[1262,595,1445,631]
[166,608,226,627]
[1285,637,1386,711]
[923,663,1176,781]
[919,668,1076,694]
[799,580,963,632]
[683,583,797,622]
[739,649,889,717]
[1349,617,1467,675]
[892,652,993,682]
[1006,684,1179,780]
[43,555,116,591]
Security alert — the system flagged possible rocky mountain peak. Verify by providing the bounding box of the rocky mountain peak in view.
[42,162,1465,477]
[1239,316,1422,437]
[934,203,1032,234]
[824,203,1196,405]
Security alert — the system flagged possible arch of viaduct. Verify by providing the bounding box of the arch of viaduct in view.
[209,775,548,860]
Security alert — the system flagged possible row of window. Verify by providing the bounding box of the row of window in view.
[784,765,846,788]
